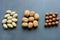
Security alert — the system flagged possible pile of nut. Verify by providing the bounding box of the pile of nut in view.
[2,10,18,29]
[45,12,59,27]
[22,10,39,29]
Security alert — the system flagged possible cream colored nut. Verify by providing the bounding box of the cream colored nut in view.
[13,13,18,18]
[30,11,35,17]
[22,22,28,27]
[33,20,38,27]
[3,24,8,29]
[12,18,18,22]
[7,16,12,20]
[7,24,13,28]
[28,22,33,28]
[4,14,10,18]
[7,20,12,23]
[12,22,16,27]
[22,17,28,23]
[2,19,7,24]
[29,17,34,22]
[6,10,11,14]
[34,13,39,20]
[11,11,16,15]
[24,10,30,17]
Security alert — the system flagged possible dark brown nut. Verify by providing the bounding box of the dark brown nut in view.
[56,18,59,21]
[44,23,48,27]
[54,12,58,16]
[52,22,55,25]
[45,12,49,16]
[48,22,52,26]
[49,19,52,22]
[52,18,56,21]
[55,21,59,25]
[49,12,53,16]
[49,16,53,19]
[45,16,49,20]
[52,14,56,18]
[46,20,49,23]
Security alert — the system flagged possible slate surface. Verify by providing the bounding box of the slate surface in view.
[0,0,60,40]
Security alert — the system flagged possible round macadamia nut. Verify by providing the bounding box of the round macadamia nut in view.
[34,13,39,20]
[28,22,33,28]
[33,20,38,27]
[22,17,28,23]
[24,10,30,17]
[22,22,28,27]
[30,11,35,17]
[29,17,34,22]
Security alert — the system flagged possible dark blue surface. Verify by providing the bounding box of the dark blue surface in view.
[0,0,60,40]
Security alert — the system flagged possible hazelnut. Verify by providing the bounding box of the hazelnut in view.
[56,18,59,21]
[52,18,56,21]
[49,16,53,19]
[55,21,59,25]
[48,22,52,26]
[52,22,55,25]
[45,16,49,20]
[45,23,48,26]
[52,14,56,18]
[49,12,53,15]
[54,12,58,16]
[46,20,49,23]
[49,19,52,22]
[45,12,49,16]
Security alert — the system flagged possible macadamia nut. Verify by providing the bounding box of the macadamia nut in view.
[29,17,34,22]
[24,10,30,17]
[22,22,28,27]
[34,13,39,20]
[28,22,33,28]
[22,17,28,23]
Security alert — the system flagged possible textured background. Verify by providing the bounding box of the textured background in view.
[0,0,60,40]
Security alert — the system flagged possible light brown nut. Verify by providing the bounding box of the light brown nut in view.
[29,17,34,22]
[7,16,12,20]
[13,13,18,18]
[2,19,7,24]
[4,14,10,18]
[3,24,8,29]
[7,20,12,23]
[7,24,13,28]
[12,18,18,22]
[24,10,30,17]
[11,11,16,15]
[22,22,28,27]
[6,10,11,14]
[33,20,38,27]
[30,11,35,17]
[22,17,28,23]
[28,22,33,28]
[12,22,16,27]
[34,13,39,20]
